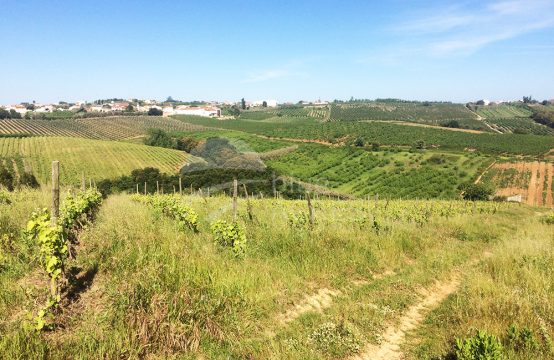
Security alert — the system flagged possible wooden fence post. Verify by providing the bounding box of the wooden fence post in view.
[136,184,139,194]
[272,171,276,198]
[307,192,314,226]
[179,176,182,195]
[144,182,147,195]
[232,179,238,222]
[51,161,59,226]
[156,181,159,194]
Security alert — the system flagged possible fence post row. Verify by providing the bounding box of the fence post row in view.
[51,161,60,226]
[232,179,238,222]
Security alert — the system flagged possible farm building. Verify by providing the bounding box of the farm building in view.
[170,105,221,117]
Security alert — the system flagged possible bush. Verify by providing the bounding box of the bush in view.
[211,220,246,257]
[144,128,174,148]
[147,108,163,116]
[459,183,494,201]
[455,330,503,360]
[540,213,554,225]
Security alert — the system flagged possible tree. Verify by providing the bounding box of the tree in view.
[0,109,9,119]
[166,96,176,103]
[147,108,163,116]
[459,183,494,201]
[412,139,426,150]
[354,137,364,147]
[443,120,460,128]
[228,105,240,117]
[262,101,267,108]
[25,104,35,111]
[144,128,174,148]
[241,98,246,110]
[176,137,199,152]
[125,104,134,112]
[371,142,380,151]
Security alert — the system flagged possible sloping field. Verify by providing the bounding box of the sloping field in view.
[475,104,533,118]
[0,116,206,140]
[0,136,197,184]
[1,193,552,359]
[329,103,478,122]
[479,161,554,207]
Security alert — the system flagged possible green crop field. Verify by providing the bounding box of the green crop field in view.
[1,190,553,359]
[485,117,554,135]
[329,102,478,122]
[0,116,207,140]
[176,116,554,155]
[266,144,492,199]
[475,104,533,118]
[0,136,196,184]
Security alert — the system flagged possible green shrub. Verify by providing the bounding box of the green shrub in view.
[454,330,503,360]
[211,220,246,257]
[540,213,554,225]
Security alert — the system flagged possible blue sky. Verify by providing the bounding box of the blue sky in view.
[1,0,553,104]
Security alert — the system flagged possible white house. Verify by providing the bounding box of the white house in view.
[173,105,221,117]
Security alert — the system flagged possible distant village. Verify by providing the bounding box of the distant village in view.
[0,98,299,119]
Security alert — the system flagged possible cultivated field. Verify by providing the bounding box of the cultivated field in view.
[479,161,554,207]
[475,104,533,119]
[0,116,206,140]
[0,136,197,184]
[1,190,552,359]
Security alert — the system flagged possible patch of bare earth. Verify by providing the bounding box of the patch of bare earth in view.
[351,276,461,360]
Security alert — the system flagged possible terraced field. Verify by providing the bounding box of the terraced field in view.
[0,116,206,140]
[0,136,197,184]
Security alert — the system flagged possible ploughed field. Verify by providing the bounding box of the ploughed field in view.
[1,189,553,359]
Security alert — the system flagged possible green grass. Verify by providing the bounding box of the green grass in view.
[1,191,552,358]
[0,136,197,184]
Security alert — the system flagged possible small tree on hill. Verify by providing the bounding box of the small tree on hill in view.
[459,183,494,201]
[241,98,246,110]
[412,140,426,150]
[262,101,267,107]
[147,108,163,116]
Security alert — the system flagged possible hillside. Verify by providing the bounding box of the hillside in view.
[0,116,206,140]
[1,190,552,359]
[0,136,198,184]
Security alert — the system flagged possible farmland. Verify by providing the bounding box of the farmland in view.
[475,104,534,119]
[1,190,553,359]
[0,136,197,184]
[484,117,554,135]
[479,161,554,207]
[0,116,207,140]
[176,116,554,156]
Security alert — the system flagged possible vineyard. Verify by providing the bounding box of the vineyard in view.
[0,136,198,184]
[475,104,533,118]
[484,117,554,135]
[177,116,554,155]
[1,189,552,359]
[329,102,478,122]
[0,116,207,140]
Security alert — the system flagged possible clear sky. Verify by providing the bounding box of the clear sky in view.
[1,0,553,104]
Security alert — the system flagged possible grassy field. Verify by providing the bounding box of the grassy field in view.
[0,116,207,140]
[0,136,197,184]
[1,190,552,359]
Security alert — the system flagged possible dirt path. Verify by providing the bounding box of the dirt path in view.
[474,160,497,184]
[277,271,395,325]
[351,276,460,360]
